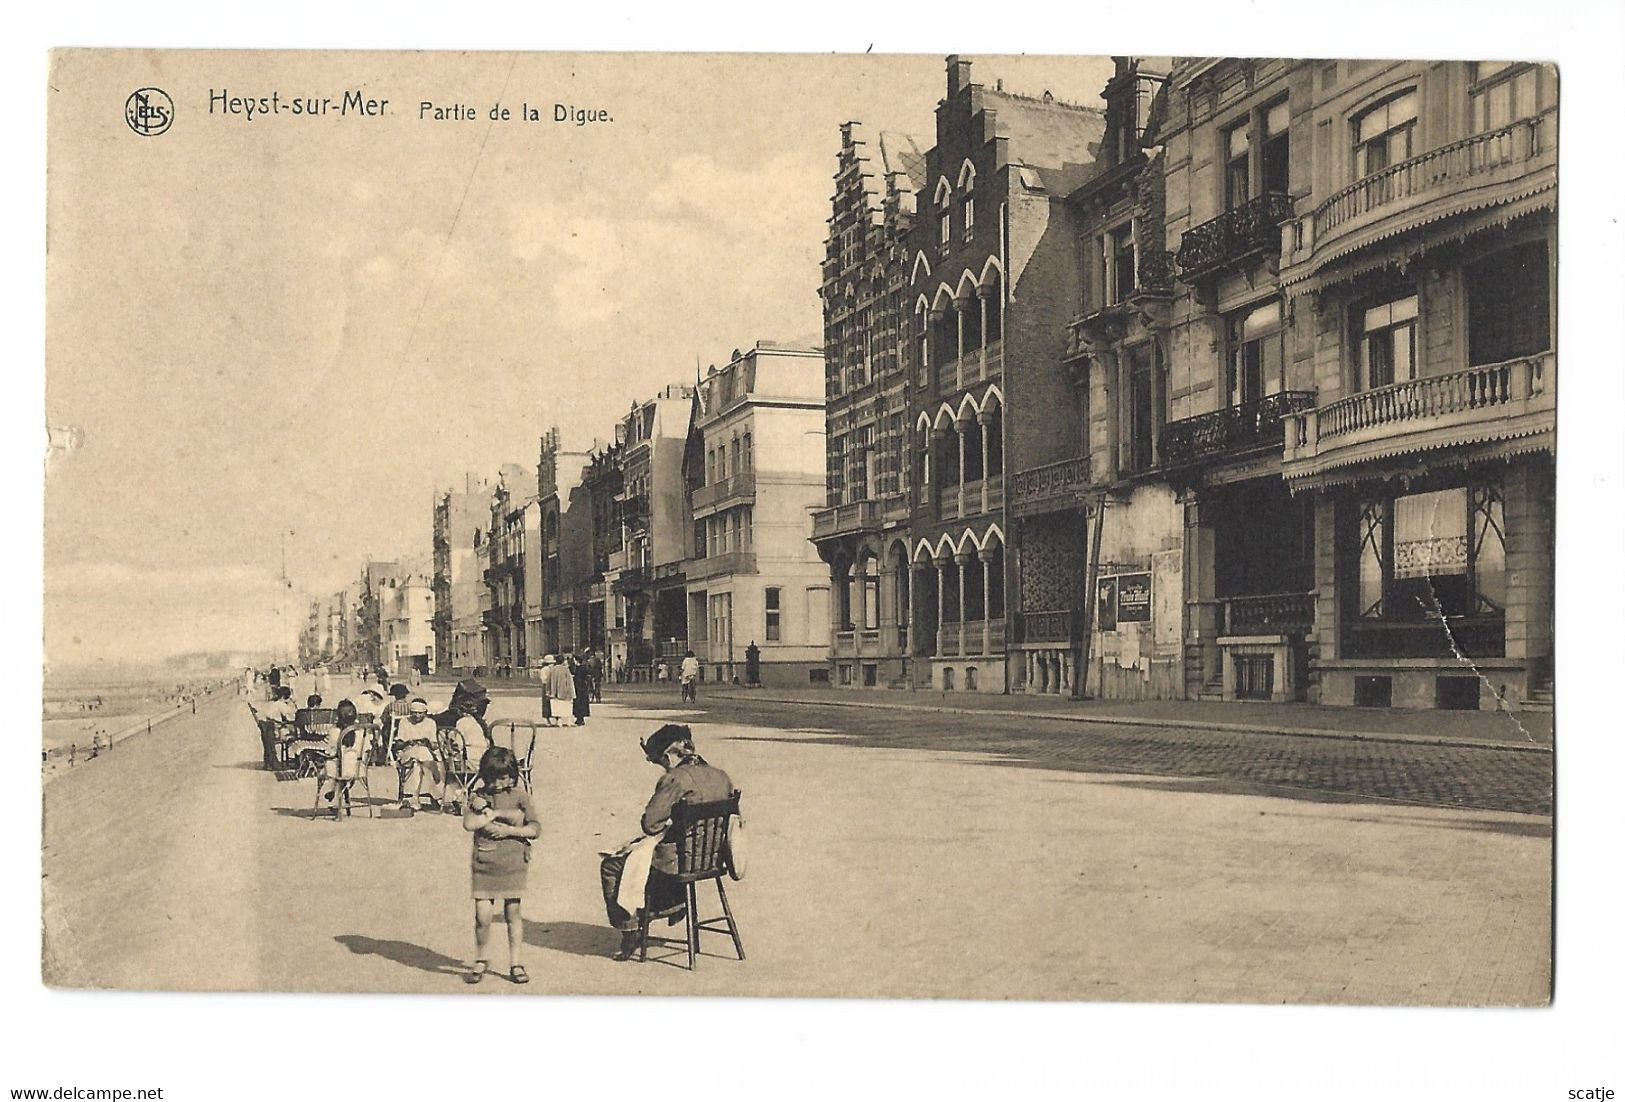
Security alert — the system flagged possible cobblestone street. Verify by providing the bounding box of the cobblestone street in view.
[681,694,1555,816]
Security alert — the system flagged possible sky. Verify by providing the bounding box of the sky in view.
[43,50,1115,665]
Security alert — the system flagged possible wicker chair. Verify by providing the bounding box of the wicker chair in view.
[487,720,542,792]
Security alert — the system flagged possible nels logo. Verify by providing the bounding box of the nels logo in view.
[125,87,174,137]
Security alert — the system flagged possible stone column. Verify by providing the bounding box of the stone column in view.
[980,549,993,658]
[956,425,968,519]
[955,552,970,657]
[904,563,915,656]
[954,302,966,389]
[978,410,993,515]
[935,558,947,657]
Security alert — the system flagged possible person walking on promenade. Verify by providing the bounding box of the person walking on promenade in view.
[599,724,734,962]
[679,650,700,703]
[393,697,443,812]
[587,649,604,703]
[463,746,540,984]
[539,654,562,726]
[570,654,593,726]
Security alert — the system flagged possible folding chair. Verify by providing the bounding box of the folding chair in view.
[488,720,542,792]
[639,790,745,970]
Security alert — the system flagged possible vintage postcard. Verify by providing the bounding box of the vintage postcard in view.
[43,49,1554,1004]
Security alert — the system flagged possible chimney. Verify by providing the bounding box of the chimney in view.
[946,55,972,98]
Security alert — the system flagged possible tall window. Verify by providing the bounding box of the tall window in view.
[741,432,753,471]
[1353,482,1506,624]
[1227,300,1283,407]
[1358,293,1419,389]
[1224,121,1250,209]
[962,179,975,240]
[1470,62,1548,133]
[765,587,782,642]
[1101,223,1136,307]
[693,520,707,559]
[1353,91,1418,178]
[1123,343,1162,474]
[1262,100,1290,194]
[939,208,952,253]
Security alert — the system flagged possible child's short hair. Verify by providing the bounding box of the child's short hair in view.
[477,745,520,789]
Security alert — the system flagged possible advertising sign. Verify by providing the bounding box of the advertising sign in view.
[1096,576,1118,633]
[1116,572,1153,623]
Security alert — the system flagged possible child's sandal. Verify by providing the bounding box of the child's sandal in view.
[464,960,489,985]
[509,965,529,984]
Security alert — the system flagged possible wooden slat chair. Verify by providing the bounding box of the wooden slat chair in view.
[639,790,745,970]
[487,720,542,792]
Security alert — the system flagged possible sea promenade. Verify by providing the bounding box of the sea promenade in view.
[42,676,1551,1003]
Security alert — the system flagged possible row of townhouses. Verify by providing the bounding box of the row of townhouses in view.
[811,55,1554,710]
[329,55,1552,712]
[424,345,832,686]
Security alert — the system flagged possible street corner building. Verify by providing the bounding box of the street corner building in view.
[812,55,1555,711]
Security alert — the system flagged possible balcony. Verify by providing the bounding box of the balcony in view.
[812,499,880,541]
[619,493,651,522]
[1009,456,1092,518]
[935,475,1004,521]
[1176,193,1294,283]
[692,469,756,514]
[615,567,651,593]
[686,550,758,582]
[1160,391,1316,469]
[656,638,689,659]
[1015,609,1077,645]
[935,618,1006,657]
[1285,111,1556,278]
[1221,592,1315,636]
[1282,353,1554,480]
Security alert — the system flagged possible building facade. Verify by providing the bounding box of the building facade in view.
[905,56,1104,694]
[608,385,693,679]
[812,121,925,688]
[689,343,830,685]
[433,473,493,673]
[1272,58,1556,709]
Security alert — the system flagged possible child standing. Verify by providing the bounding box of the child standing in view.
[463,746,540,984]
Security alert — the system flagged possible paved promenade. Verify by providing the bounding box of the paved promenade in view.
[41,680,1551,1004]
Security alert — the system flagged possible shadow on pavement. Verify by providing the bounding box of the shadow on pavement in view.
[523,920,621,959]
[334,934,466,977]
[213,760,273,772]
[688,702,1552,817]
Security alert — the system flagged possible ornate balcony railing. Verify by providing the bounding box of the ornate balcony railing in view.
[1222,592,1315,636]
[1161,391,1317,468]
[1016,609,1076,644]
[811,499,881,541]
[1284,353,1553,475]
[1176,193,1294,281]
[1009,455,1092,517]
[656,638,689,659]
[1310,112,1555,246]
[1136,248,1176,295]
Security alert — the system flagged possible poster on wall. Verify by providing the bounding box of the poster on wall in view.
[1096,576,1118,632]
[1117,572,1153,623]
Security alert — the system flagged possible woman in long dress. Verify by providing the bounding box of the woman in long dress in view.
[570,655,592,726]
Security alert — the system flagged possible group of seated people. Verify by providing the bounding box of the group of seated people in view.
[249,679,495,815]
